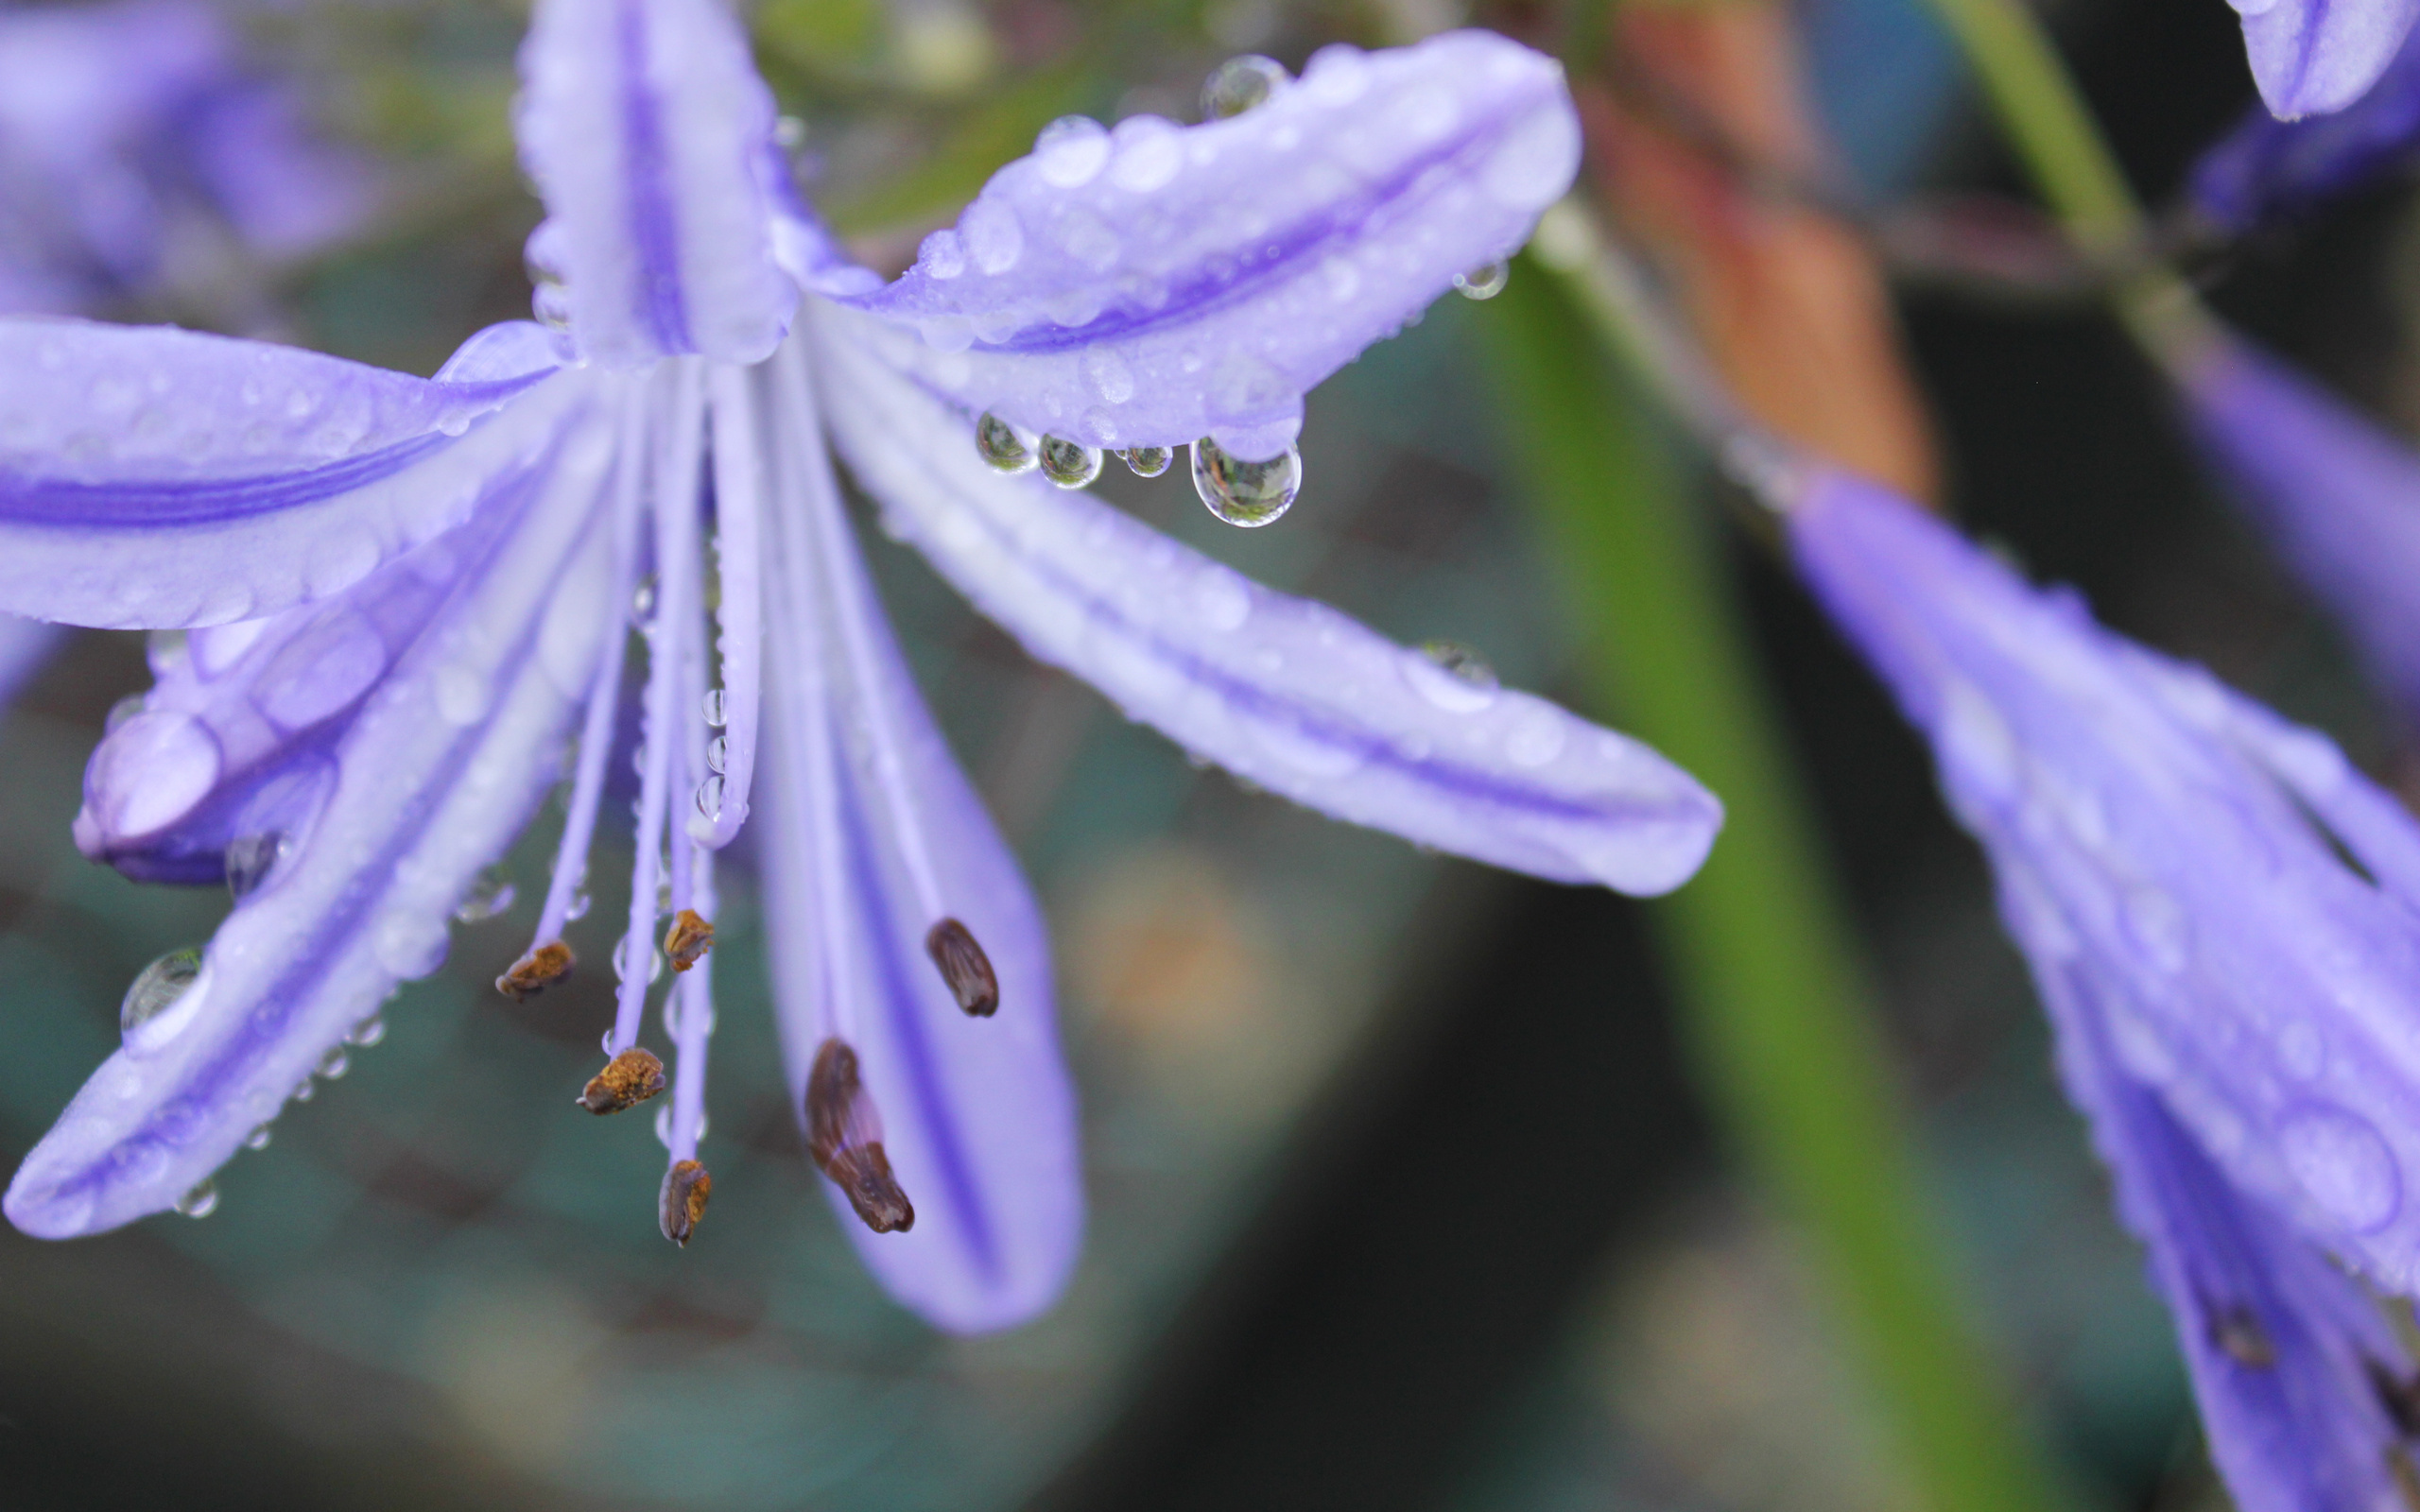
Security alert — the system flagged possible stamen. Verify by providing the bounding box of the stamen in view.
[579,1046,666,1113]
[2372,1358,2420,1436]
[495,939,576,1002]
[925,918,998,1017]
[658,1159,711,1246]
[665,908,714,971]
[2205,1303,2275,1368]
[806,1039,914,1233]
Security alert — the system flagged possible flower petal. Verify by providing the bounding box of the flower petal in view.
[756,341,1080,1332]
[0,318,578,628]
[2191,25,2420,227]
[812,316,1722,895]
[3,423,616,1238]
[0,613,63,709]
[825,30,1580,457]
[2238,0,2420,119]
[515,0,797,367]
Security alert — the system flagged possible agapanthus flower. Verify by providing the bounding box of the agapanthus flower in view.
[2192,21,2420,230]
[0,0,372,316]
[2224,0,2420,121]
[1791,467,2420,1512]
[2168,330,2420,727]
[0,0,1722,1332]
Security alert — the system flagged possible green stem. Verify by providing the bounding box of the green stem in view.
[1476,259,2067,1512]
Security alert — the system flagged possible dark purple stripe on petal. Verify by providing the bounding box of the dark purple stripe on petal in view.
[615,0,691,355]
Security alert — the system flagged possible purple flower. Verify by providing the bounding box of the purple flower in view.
[2225,0,2420,120]
[0,0,1721,1334]
[2194,23,2420,227]
[2173,333,2420,723]
[0,0,372,315]
[1791,470,2420,1512]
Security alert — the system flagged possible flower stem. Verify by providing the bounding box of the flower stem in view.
[1476,259,2067,1512]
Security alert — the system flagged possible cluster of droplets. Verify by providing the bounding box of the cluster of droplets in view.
[698,684,728,824]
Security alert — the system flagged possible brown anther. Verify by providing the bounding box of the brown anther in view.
[579,1046,666,1114]
[2207,1304,2275,1368]
[2390,1444,2420,1512]
[806,1039,916,1233]
[2373,1358,2420,1437]
[664,909,715,972]
[658,1159,711,1246]
[495,940,574,1003]
[925,917,998,1018]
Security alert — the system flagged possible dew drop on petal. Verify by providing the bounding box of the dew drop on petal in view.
[1453,261,1510,301]
[2282,1104,2402,1233]
[2119,885,2191,976]
[960,198,1024,274]
[701,688,728,728]
[706,735,728,775]
[1083,348,1135,404]
[455,863,517,923]
[244,1124,273,1151]
[976,412,1039,473]
[372,908,449,980]
[1192,437,1301,526]
[226,831,291,902]
[1040,435,1104,489]
[695,775,724,821]
[918,228,966,280]
[318,1044,350,1081]
[105,694,146,734]
[631,576,658,624]
[121,947,203,1040]
[1034,115,1111,186]
[349,1013,387,1048]
[1202,55,1288,119]
[1123,445,1173,478]
[174,1179,218,1218]
[1404,642,1499,713]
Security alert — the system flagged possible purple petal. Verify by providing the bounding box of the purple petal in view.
[2191,25,2420,227]
[2177,336,2420,720]
[1790,471,2420,1292]
[5,425,618,1238]
[2238,0,2420,118]
[0,612,64,710]
[811,317,1721,895]
[757,339,1080,1332]
[0,319,577,628]
[515,0,797,367]
[826,31,1581,457]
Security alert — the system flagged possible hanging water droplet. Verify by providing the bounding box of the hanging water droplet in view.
[631,576,659,624]
[1122,445,1173,477]
[1191,437,1302,527]
[317,1044,350,1080]
[349,1012,387,1048]
[120,948,203,1039]
[701,687,728,728]
[773,113,807,150]
[631,745,650,780]
[174,1179,218,1218]
[654,1103,712,1150]
[1453,261,1509,301]
[614,936,665,986]
[290,1077,315,1103]
[566,886,593,922]
[1033,115,1112,187]
[244,1124,273,1151]
[147,628,189,675]
[1038,435,1103,489]
[695,775,725,822]
[1202,55,1288,119]
[105,693,147,733]
[976,412,1039,473]
[455,863,517,923]
[225,832,289,902]
[600,1027,618,1057]
[706,736,729,775]
[533,283,573,334]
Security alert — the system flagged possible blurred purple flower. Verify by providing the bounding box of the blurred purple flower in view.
[2194,22,2420,227]
[2173,333,2420,724]
[2229,0,2420,119]
[0,0,372,315]
[1792,470,2420,1512]
[0,0,1721,1332]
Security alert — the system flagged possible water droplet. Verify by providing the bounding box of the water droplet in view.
[2119,886,2191,975]
[534,283,573,334]
[1404,643,1500,713]
[959,198,1024,274]
[290,1077,315,1103]
[631,745,650,780]
[706,736,729,775]
[655,1104,711,1150]
[774,114,807,149]
[1453,261,1509,301]
[244,1124,273,1151]
[121,947,203,1040]
[566,886,593,921]
[174,1179,218,1218]
[976,412,1039,473]
[631,576,658,624]
[372,908,449,980]
[317,1044,350,1080]
[1033,114,1111,186]
[695,775,725,821]
[1122,445,1173,477]
[1191,437,1301,527]
[918,228,966,280]
[601,1028,618,1056]
[225,832,289,902]
[2282,1104,2402,1233]
[349,1013,387,1048]
[147,628,189,675]
[1039,435,1103,488]
[1202,55,1288,119]
[614,936,665,986]
[1083,349,1135,404]
[1505,711,1567,767]
[455,864,517,923]
[105,694,147,733]
[701,688,728,728]
[433,664,490,726]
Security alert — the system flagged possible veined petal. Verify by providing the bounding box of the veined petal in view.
[812,317,1721,895]
[4,422,617,1238]
[0,318,579,628]
[515,0,797,367]
[2238,0,2420,119]
[1791,471,2420,1290]
[757,342,1080,1332]
[825,30,1580,457]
